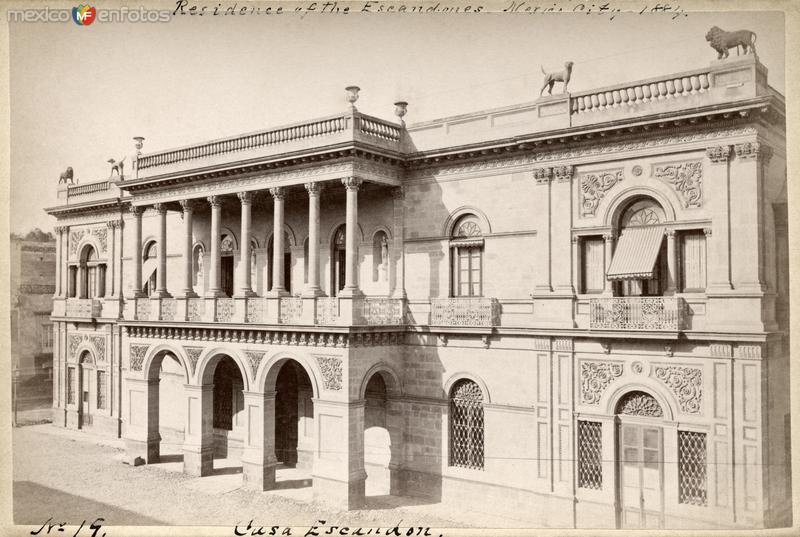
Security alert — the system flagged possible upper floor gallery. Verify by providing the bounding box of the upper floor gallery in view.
[46,53,787,338]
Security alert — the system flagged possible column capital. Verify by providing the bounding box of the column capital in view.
[129,205,144,217]
[705,145,731,164]
[269,187,285,200]
[179,199,199,212]
[602,232,615,242]
[553,165,574,183]
[391,186,405,200]
[734,141,771,162]
[533,167,553,185]
[54,225,68,234]
[237,191,253,204]
[207,195,222,208]
[304,182,323,196]
[664,229,676,238]
[342,176,363,191]
[106,219,122,229]
[153,203,168,215]
[703,227,713,237]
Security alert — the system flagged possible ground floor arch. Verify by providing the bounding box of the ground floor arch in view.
[362,366,403,498]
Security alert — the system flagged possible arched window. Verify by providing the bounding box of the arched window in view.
[372,231,389,283]
[450,215,484,297]
[142,241,157,296]
[79,245,104,299]
[143,241,157,261]
[608,198,668,297]
[220,234,235,297]
[331,225,346,296]
[449,379,484,470]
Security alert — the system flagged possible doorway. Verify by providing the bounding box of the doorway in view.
[221,256,234,297]
[616,391,664,529]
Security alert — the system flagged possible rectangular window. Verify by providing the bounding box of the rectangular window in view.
[67,368,76,405]
[577,420,603,489]
[96,370,107,410]
[678,430,707,506]
[680,231,707,292]
[453,247,482,297]
[581,237,605,294]
[40,322,54,351]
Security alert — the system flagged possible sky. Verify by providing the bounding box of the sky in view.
[8,3,785,234]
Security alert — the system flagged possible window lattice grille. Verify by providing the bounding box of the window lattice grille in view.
[678,430,707,506]
[97,371,107,410]
[577,420,603,489]
[449,380,484,470]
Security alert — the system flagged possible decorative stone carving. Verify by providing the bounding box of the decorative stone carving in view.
[183,347,203,376]
[315,356,343,390]
[531,337,550,351]
[632,165,643,176]
[129,344,150,371]
[580,361,623,405]
[631,361,644,375]
[59,166,74,184]
[553,337,573,352]
[617,391,664,417]
[68,227,108,255]
[68,334,82,360]
[580,170,623,217]
[654,365,703,414]
[342,177,363,190]
[539,61,574,96]
[709,343,732,357]
[533,167,552,185]
[654,161,703,208]
[244,351,265,379]
[734,344,762,359]
[91,227,108,252]
[706,145,731,163]
[92,336,106,363]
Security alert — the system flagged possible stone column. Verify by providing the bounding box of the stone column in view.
[130,206,145,298]
[602,233,614,296]
[183,384,214,477]
[54,226,63,296]
[179,200,197,298]
[237,192,256,297]
[533,168,553,294]
[241,391,279,491]
[115,221,124,301]
[106,221,116,297]
[63,227,71,297]
[153,203,171,298]
[705,145,733,292]
[303,183,324,297]
[339,177,363,297]
[268,187,288,296]
[552,165,575,294]
[731,142,768,292]
[207,196,224,297]
[391,186,407,299]
[665,229,677,294]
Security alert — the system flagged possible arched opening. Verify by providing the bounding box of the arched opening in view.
[211,356,245,467]
[615,390,665,529]
[609,197,668,297]
[78,351,94,428]
[143,241,157,296]
[448,378,484,470]
[145,351,187,464]
[331,225,346,296]
[274,360,313,477]
[364,373,393,497]
[192,244,204,295]
[449,215,484,297]
[220,234,235,297]
[268,232,292,294]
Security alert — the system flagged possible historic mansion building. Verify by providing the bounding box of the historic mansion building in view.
[46,53,789,529]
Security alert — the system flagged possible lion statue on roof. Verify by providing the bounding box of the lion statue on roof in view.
[705,26,757,60]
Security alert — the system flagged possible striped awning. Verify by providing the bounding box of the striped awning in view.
[607,226,665,280]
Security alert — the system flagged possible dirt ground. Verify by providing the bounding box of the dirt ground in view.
[12,424,529,533]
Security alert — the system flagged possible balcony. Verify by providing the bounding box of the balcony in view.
[589,297,685,331]
[127,295,405,327]
[430,297,500,327]
[65,298,102,318]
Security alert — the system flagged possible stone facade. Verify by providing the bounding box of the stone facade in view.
[46,54,789,528]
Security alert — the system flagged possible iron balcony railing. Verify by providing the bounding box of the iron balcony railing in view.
[430,297,500,327]
[589,296,684,331]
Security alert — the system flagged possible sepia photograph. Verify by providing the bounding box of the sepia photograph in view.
[2,0,796,535]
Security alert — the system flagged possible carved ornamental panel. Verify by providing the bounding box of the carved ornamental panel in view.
[580,360,623,405]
